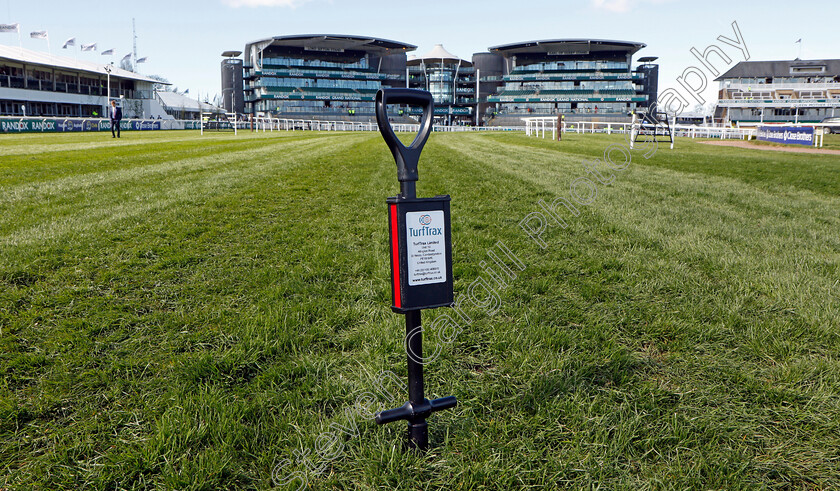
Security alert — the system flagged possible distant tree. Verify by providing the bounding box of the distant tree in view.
[120,58,134,72]
[690,103,717,117]
[147,74,173,92]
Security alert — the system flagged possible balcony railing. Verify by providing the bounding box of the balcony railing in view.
[718,98,840,107]
[253,68,388,81]
[0,79,148,100]
[0,76,26,89]
[723,82,840,92]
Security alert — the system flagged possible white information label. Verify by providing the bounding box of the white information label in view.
[406,210,447,286]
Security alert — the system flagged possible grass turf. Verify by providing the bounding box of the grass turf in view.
[1,130,839,489]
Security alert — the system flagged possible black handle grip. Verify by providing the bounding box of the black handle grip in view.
[375,402,413,425]
[375,88,435,184]
[430,396,457,412]
[375,396,457,425]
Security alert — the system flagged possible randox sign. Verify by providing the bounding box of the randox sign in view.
[374,88,457,451]
[757,125,814,146]
[0,117,167,133]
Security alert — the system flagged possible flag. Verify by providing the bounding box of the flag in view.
[63,37,76,48]
[30,30,48,39]
[136,57,147,63]
[0,23,19,33]
[121,53,131,62]
[81,43,96,52]
[101,49,114,55]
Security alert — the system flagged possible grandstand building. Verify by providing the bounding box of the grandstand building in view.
[0,45,168,118]
[229,36,657,126]
[407,45,476,126]
[482,39,656,125]
[241,34,415,120]
[714,59,840,125]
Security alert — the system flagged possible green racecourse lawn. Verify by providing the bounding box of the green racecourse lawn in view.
[1,129,840,489]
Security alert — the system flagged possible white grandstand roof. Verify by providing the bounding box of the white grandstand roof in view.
[0,45,165,84]
[156,91,222,113]
[419,44,460,62]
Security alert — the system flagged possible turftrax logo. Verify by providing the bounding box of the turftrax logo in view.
[408,212,442,238]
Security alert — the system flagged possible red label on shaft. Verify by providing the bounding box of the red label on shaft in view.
[390,204,401,309]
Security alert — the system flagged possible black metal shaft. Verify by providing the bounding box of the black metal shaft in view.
[405,309,427,450]
[400,181,416,200]
[374,308,457,450]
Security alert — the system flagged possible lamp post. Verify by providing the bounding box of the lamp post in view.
[104,64,112,114]
[475,68,480,127]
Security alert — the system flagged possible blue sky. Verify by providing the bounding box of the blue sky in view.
[3,0,838,107]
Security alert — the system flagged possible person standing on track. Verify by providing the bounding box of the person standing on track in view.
[109,99,122,138]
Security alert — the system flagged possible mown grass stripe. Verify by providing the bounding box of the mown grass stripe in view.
[0,134,368,252]
[2,131,840,488]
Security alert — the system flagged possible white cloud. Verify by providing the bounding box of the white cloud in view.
[222,0,310,7]
[591,0,631,12]
[591,0,672,13]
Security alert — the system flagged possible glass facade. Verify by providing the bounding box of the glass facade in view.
[428,65,454,105]
[515,60,629,72]
[407,58,476,125]
[486,55,648,116]
[244,45,407,116]
[236,38,656,124]
[261,57,371,70]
